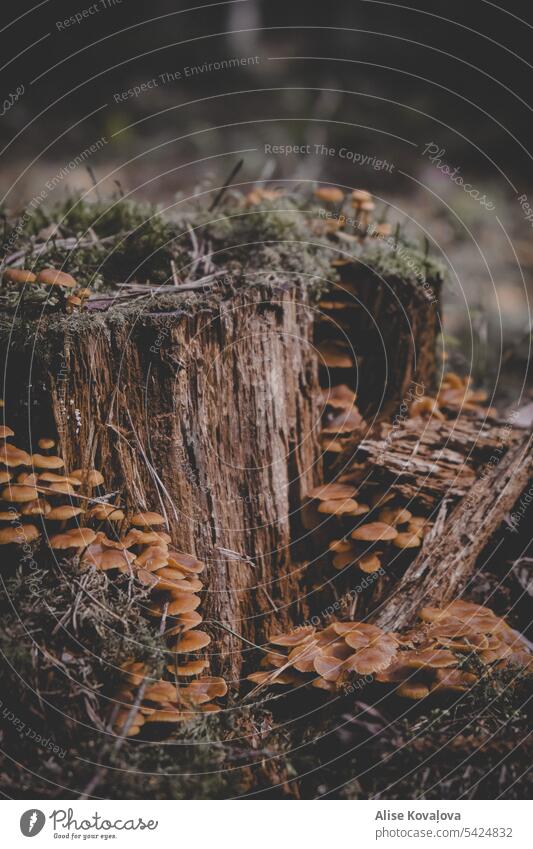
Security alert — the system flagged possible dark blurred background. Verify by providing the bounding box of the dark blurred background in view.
[1,0,533,397]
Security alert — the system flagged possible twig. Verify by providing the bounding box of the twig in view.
[208,159,244,212]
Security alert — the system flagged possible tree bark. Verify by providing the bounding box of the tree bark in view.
[6,282,321,681]
[330,261,442,413]
[370,429,533,631]
[2,260,444,678]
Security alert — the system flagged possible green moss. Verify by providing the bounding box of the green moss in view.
[2,191,444,319]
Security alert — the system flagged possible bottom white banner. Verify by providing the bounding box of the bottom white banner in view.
[2,799,529,847]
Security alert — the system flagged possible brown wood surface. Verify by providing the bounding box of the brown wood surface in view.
[370,429,533,631]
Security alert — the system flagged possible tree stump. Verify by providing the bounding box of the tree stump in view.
[1,250,444,680]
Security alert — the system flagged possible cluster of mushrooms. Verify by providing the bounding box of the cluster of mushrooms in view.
[113,660,227,737]
[248,600,532,700]
[303,481,431,578]
[247,620,397,694]
[0,414,226,737]
[2,266,91,311]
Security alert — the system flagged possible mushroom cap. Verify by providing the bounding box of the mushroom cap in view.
[393,531,422,550]
[167,659,208,676]
[135,545,169,571]
[0,510,20,521]
[403,648,457,669]
[172,630,211,652]
[1,444,31,467]
[38,472,80,485]
[37,268,77,288]
[378,506,412,525]
[167,550,204,574]
[3,268,37,284]
[0,471,12,484]
[20,499,51,516]
[332,548,359,570]
[31,454,64,470]
[0,524,39,544]
[351,521,398,542]
[1,484,39,503]
[318,497,360,515]
[358,553,382,573]
[71,469,105,487]
[151,594,201,617]
[162,610,204,637]
[131,511,166,527]
[120,529,170,547]
[46,505,84,520]
[144,709,188,724]
[49,527,97,549]
[185,676,228,699]
[328,538,353,553]
[308,483,358,501]
[17,472,39,485]
[38,438,55,450]
[83,545,135,571]
[351,189,372,204]
[48,482,78,495]
[87,504,125,521]
[0,425,14,439]
[397,682,430,699]
[430,668,477,694]
[314,186,345,203]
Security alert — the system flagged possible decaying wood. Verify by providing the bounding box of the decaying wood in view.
[328,262,442,411]
[371,429,533,632]
[351,415,521,507]
[21,283,321,681]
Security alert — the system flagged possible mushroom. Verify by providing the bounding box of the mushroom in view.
[358,553,382,573]
[314,186,345,204]
[351,522,398,542]
[71,469,105,488]
[131,511,166,528]
[31,454,64,470]
[167,550,204,574]
[38,472,80,486]
[82,545,136,571]
[318,497,360,515]
[87,504,125,522]
[48,482,78,495]
[0,525,40,544]
[167,659,208,676]
[1,444,31,467]
[308,483,358,500]
[38,438,55,451]
[46,505,84,524]
[49,527,97,550]
[393,531,422,550]
[3,268,37,285]
[37,268,77,289]
[172,630,211,652]
[1,484,39,503]
[20,499,51,517]
[351,189,372,206]
[378,506,412,525]
[0,425,14,439]
[0,510,20,520]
